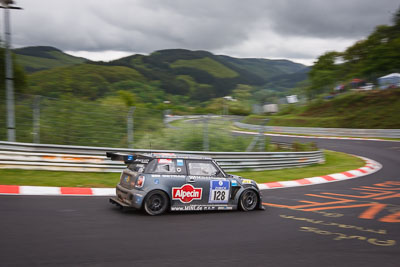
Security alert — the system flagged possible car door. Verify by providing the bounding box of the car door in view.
[185,160,229,210]
[149,158,187,208]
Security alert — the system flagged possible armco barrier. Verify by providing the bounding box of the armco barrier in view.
[234,122,400,138]
[0,141,324,172]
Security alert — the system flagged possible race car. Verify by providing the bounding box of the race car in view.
[107,152,264,215]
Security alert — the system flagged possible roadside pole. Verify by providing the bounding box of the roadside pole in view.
[1,1,22,142]
[33,95,40,143]
[246,119,269,152]
[127,106,136,149]
[203,115,209,151]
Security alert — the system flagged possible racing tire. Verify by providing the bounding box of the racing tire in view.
[143,190,169,216]
[239,189,258,211]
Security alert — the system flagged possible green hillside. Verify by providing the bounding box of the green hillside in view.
[21,47,307,103]
[170,57,238,78]
[28,63,146,99]
[245,89,400,129]
[13,46,87,73]
[263,67,310,91]
[218,55,306,80]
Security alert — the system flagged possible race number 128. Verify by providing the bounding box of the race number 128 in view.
[212,190,226,201]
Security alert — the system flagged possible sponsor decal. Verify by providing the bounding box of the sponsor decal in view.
[172,206,216,211]
[134,159,149,164]
[242,179,253,184]
[154,179,160,185]
[171,205,233,211]
[172,184,203,203]
[177,159,184,166]
[217,206,233,210]
[188,175,214,180]
[161,175,185,178]
[231,180,238,186]
[127,155,133,161]
[158,158,172,164]
[134,195,143,203]
[209,180,230,204]
[124,175,130,183]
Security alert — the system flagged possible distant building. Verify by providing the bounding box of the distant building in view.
[263,104,278,113]
[378,73,400,89]
[286,95,298,104]
[223,96,237,101]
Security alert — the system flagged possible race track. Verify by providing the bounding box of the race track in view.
[0,136,399,266]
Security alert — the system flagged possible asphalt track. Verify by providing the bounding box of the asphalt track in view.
[1,136,399,266]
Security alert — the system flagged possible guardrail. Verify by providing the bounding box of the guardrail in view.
[234,122,400,139]
[0,141,324,172]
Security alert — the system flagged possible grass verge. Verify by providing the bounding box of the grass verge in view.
[232,125,400,141]
[0,150,365,187]
[230,150,365,183]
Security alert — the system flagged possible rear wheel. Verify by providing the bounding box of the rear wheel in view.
[143,190,169,216]
[239,189,258,211]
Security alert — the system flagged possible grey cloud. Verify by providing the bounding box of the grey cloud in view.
[264,0,398,38]
[9,0,400,62]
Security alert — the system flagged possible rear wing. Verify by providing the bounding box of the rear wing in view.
[106,152,152,165]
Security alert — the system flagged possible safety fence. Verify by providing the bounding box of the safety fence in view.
[0,141,324,172]
[234,122,400,139]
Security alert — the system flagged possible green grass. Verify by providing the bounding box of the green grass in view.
[232,125,400,141]
[0,170,119,188]
[230,150,365,183]
[170,57,238,78]
[0,150,364,187]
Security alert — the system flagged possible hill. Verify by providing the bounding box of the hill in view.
[262,67,310,91]
[21,46,307,103]
[218,55,305,80]
[13,46,87,73]
[245,89,400,129]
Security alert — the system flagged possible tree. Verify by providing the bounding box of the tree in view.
[307,51,341,99]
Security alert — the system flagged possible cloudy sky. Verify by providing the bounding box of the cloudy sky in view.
[8,0,400,65]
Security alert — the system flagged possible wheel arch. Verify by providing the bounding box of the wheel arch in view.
[141,185,171,208]
[235,186,260,210]
[142,189,171,213]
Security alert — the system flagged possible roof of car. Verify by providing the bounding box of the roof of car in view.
[142,153,212,160]
[106,151,212,163]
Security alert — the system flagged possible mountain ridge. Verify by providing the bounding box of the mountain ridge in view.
[15,46,309,102]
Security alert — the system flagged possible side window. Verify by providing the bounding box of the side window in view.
[154,159,176,173]
[188,161,218,176]
[152,159,186,174]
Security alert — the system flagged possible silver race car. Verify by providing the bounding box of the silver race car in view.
[107,152,264,215]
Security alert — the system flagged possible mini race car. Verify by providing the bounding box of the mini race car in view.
[107,152,264,215]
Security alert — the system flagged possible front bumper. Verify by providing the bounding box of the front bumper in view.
[257,191,265,210]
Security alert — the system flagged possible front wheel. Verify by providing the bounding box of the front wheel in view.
[239,189,258,211]
[143,190,169,216]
